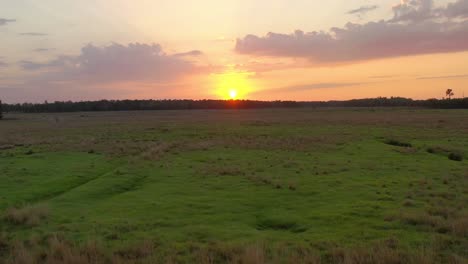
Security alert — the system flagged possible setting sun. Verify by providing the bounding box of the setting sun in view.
[214,70,255,100]
[229,89,237,99]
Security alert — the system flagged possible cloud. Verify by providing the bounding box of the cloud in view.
[347,5,379,17]
[0,18,15,26]
[251,82,363,96]
[173,50,203,57]
[19,43,201,84]
[19,32,48,36]
[416,74,468,80]
[391,0,433,22]
[0,61,7,67]
[33,48,54,52]
[279,82,363,91]
[1,43,207,103]
[236,0,468,64]
[369,75,399,79]
[19,60,61,70]
[444,0,468,18]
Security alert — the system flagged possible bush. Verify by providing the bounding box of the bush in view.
[385,139,412,148]
[448,152,463,161]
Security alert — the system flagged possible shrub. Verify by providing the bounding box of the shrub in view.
[448,152,463,161]
[385,139,412,148]
[427,147,436,153]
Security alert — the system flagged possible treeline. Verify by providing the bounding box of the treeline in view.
[1,97,467,114]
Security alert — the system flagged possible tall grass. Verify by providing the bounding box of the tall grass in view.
[1,238,457,264]
[3,204,49,227]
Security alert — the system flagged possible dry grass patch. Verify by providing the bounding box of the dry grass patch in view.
[326,242,435,264]
[141,142,177,160]
[115,240,155,260]
[449,215,468,237]
[3,204,49,227]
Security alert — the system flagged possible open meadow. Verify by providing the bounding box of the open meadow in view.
[0,108,467,263]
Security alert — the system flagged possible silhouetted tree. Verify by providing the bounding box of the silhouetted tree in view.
[446,89,454,99]
[0,100,3,120]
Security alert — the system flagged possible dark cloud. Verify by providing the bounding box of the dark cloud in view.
[19,32,48,36]
[20,43,201,83]
[236,0,468,64]
[0,18,15,26]
[347,5,379,17]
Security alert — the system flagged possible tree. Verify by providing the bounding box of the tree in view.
[446,89,454,99]
[0,100,3,120]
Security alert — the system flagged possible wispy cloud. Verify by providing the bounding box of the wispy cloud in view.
[347,5,379,17]
[19,32,48,36]
[369,75,400,79]
[0,18,16,26]
[417,74,468,80]
[173,50,203,57]
[33,48,54,52]
[251,82,364,96]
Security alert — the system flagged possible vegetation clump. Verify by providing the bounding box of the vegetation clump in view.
[384,139,412,148]
[3,204,49,227]
[427,146,463,161]
[448,152,463,161]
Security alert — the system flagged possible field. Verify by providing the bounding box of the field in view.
[0,108,467,263]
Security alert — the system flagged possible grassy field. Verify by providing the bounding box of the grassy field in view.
[0,108,467,263]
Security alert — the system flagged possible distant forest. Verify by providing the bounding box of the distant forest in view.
[1,97,468,114]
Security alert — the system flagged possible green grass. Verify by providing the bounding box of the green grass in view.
[0,108,467,263]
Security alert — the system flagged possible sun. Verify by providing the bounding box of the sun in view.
[229,89,237,99]
[214,70,255,100]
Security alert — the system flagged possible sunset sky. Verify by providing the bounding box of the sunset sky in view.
[1,0,468,103]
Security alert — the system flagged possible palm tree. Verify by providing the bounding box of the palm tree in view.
[446,89,454,99]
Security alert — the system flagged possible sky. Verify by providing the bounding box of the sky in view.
[1,0,468,103]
